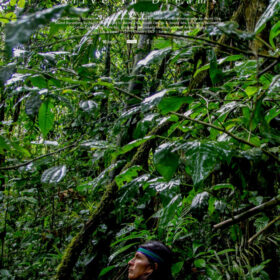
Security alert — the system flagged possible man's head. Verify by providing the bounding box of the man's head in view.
[128,241,173,280]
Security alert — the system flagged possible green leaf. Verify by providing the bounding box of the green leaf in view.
[212,184,234,191]
[209,50,224,85]
[265,107,280,124]
[153,38,172,49]
[137,47,172,68]
[108,242,138,263]
[245,86,258,97]
[157,194,181,233]
[10,0,17,6]
[25,94,42,116]
[79,100,98,112]
[269,21,280,49]
[194,259,206,268]
[41,165,67,184]
[255,0,280,34]
[18,0,25,8]
[5,5,88,50]
[38,101,54,138]
[29,75,47,89]
[190,192,209,212]
[253,216,269,233]
[141,90,167,112]
[133,114,158,139]
[112,136,155,158]
[115,165,143,188]
[268,75,280,96]
[154,143,179,181]
[184,141,232,186]
[98,266,116,278]
[0,136,11,154]
[129,0,161,12]
[0,63,16,86]
[158,96,193,115]
[172,261,184,275]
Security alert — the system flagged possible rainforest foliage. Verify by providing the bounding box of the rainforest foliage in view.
[0,0,280,279]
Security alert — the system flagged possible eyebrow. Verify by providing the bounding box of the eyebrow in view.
[135,252,144,258]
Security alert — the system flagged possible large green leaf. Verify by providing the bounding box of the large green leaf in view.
[141,89,167,112]
[269,21,280,49]
[129,0,161,12]
[137,47,172,69]
[41,165,67,184]
[154,143,179,181]
[29,75,48,89]
[255,0,280,34]
[25,94,42,116]
[38,101,54,138]
[5,5,88,49]
[158,96,193,115]
[0,63,16,86]
[184,141,232,186]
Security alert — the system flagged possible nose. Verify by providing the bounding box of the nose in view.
[128,257,135,265]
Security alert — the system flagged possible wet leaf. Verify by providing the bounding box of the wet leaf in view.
[268,75,280,96]
[41,165,67,184]
[141,90,167,112]
[137,47,172,68]
[190,192,209,211]
[5,5,88,50]
[265,106,280,124]
[25,94,42,116]
[269,21,280,49]
[154,143,179,181]
[184,141,232,186]
[79,100,98,112]
[255,0,280,34]
[0,63,16,86]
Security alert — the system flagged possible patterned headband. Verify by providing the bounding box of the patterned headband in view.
[137,247,164,263]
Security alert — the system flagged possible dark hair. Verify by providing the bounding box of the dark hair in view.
[139,241,173,280]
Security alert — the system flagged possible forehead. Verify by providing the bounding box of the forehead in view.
[135,251,148,260]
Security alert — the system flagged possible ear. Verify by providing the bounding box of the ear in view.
[145,262,158,275]
[154,263,158,271]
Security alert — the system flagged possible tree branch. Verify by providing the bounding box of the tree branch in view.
[0,143,77,171]
[173,111,280,163]
[213,195,280,230]
[55,121,171,280]
[84,30,279,60]
[248,215,280,244]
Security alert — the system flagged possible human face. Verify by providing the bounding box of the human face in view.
[128,251,153,280]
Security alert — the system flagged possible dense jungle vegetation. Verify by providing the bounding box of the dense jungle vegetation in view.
[0,0,280,279]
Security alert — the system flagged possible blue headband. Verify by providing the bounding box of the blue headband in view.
[137,247,164,263]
